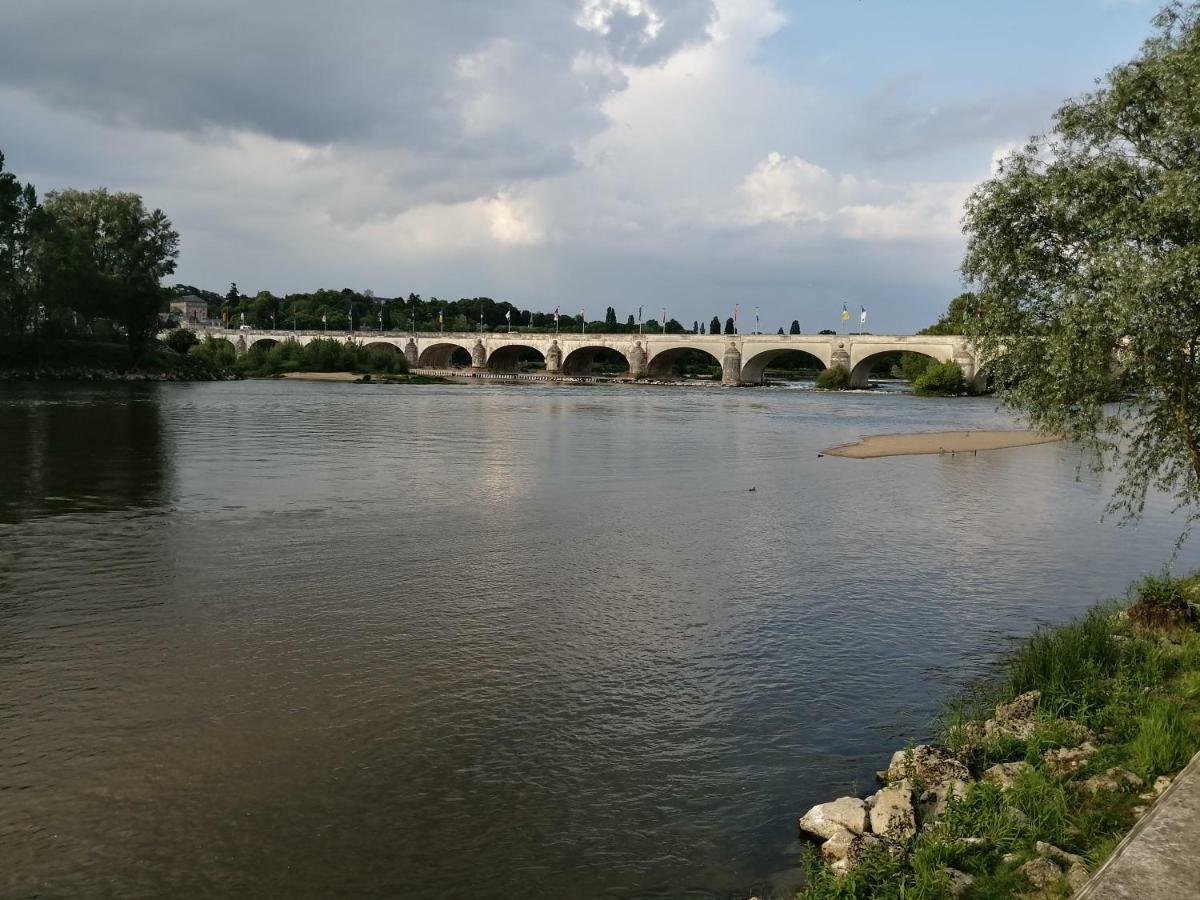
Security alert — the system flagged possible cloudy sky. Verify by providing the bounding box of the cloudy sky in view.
[0,0,1157,331]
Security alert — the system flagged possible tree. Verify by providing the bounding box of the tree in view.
[605,306,617,328]
[693,320,699,334]
[962,1,1200,522]
[724,317,735,335]
[699,322,706,334]
[0,152,46,339]
[920,294,973,335]
[625,314,635,329]
[789,320,802,335]
[710,316,721,335]
[226,282,240,306]
[777,327,785,335]
[41,189,179,355]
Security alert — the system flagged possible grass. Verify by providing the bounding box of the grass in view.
[796,572,1200,899]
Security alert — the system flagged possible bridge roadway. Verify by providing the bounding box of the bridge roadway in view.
[188,328,982,387]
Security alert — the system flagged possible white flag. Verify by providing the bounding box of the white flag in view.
[860,307,867,325]
[505,309,511,321]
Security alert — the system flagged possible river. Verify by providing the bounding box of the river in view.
[2,380,1196,899]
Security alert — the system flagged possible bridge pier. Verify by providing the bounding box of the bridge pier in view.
[470,339,486,372]
[404,339,418,369]
[629,341,647,379]
[721,342,743,385]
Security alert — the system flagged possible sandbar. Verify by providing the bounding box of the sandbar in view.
[280,372,360,382]
[822,430,1061,459]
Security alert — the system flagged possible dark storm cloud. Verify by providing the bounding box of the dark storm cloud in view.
[0,0,713,191]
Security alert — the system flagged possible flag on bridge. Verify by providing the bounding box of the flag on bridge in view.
[505,309,511,321]
[733,303,740,323]
[841,304,849,322]
[553,306,560,321]
[860,307,867,325]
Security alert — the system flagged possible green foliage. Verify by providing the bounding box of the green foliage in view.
[724,316,736,335]
[232,338,410,377]
[1129,698,1195,777]
[961,2,1200,523]
[899,353,935,383]
[912,361,966,395]
[189,335,238,369]
[163,328,198,355]
[710,316,721,336]
[1005,608,1121,718]
[918,294,975,336]
[815,365,850,390]
[790,319,802,334]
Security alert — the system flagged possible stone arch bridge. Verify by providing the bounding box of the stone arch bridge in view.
[189,328,983,388]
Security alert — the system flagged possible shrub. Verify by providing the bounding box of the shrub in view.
[1128,574,1198,631]
[1005,608,1120,721]
[163,329,199,355]
[815,365,850,390]
[912,361,966,395]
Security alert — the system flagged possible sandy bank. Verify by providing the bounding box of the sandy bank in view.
[822,430,1061,459]
[280,372,360,382]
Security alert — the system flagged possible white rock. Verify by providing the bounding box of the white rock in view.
[798,797,870,840]
[1020,856,1062,888]
[945,867,975,897]
[981,761,1031,789]
[886,745,971,785]
[1043,741,1098,777]
[918,778,969,824]
[820,826,857,862]
[869,784,916,839]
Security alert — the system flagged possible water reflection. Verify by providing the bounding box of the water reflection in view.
[0,384,170,520]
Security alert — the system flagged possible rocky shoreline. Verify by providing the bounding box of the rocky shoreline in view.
[791,688,1175,897]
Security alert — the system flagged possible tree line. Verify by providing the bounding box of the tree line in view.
[0,152,179,358]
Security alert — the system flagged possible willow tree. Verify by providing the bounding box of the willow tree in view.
[963,2,1200,522]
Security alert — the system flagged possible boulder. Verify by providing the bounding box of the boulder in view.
[918,778,969,824]
[885,745,971,786]
[1043,741,1098,777]
[869,784,916,839]
[1019,856,1063,889]
[985,690,1041,739]
[821,828,882,866]
[798,797,870,840]
[981,761,1031,789]
[1151,775,1172,797]
[944,867,975,898]
[1079,767,1143,796]
[820,826,857,862]
[1036,841,1084,869]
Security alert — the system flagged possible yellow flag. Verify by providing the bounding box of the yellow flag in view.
[841,305,849,321]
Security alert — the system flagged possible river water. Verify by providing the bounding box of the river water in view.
[2,380,1196,900]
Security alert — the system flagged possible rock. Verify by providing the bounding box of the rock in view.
[944,868,975,897]
[918,778,969,824]
[829,858,849,877]
[955,836,986,846]
[985,690,1041,739]
[869,784,916,839]
[1067,862,1090,892]
[981,761,1032,789]
[820,826,857,862]
[1151,775,1172,797]
[1036,841,1084,869]
[886,744,971,786]
[822,829,884,868]
[798,797,870,840]
[1043,741,1099,777]
[1002,851,1021,865]
[1020,856,1063,889]
[1079,767,1144,796]
[1132,804,1148,817]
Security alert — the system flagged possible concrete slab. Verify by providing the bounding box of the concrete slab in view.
[1075,750,1200,899]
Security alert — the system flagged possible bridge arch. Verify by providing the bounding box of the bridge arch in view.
[644,345,723,379]
[848,346,953,388]
[740,347,829,384]
[246,336,281,352]
[363,340,402,353]
[561,345,630,377]
[487,343,546,373]
[418,341,473,368]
